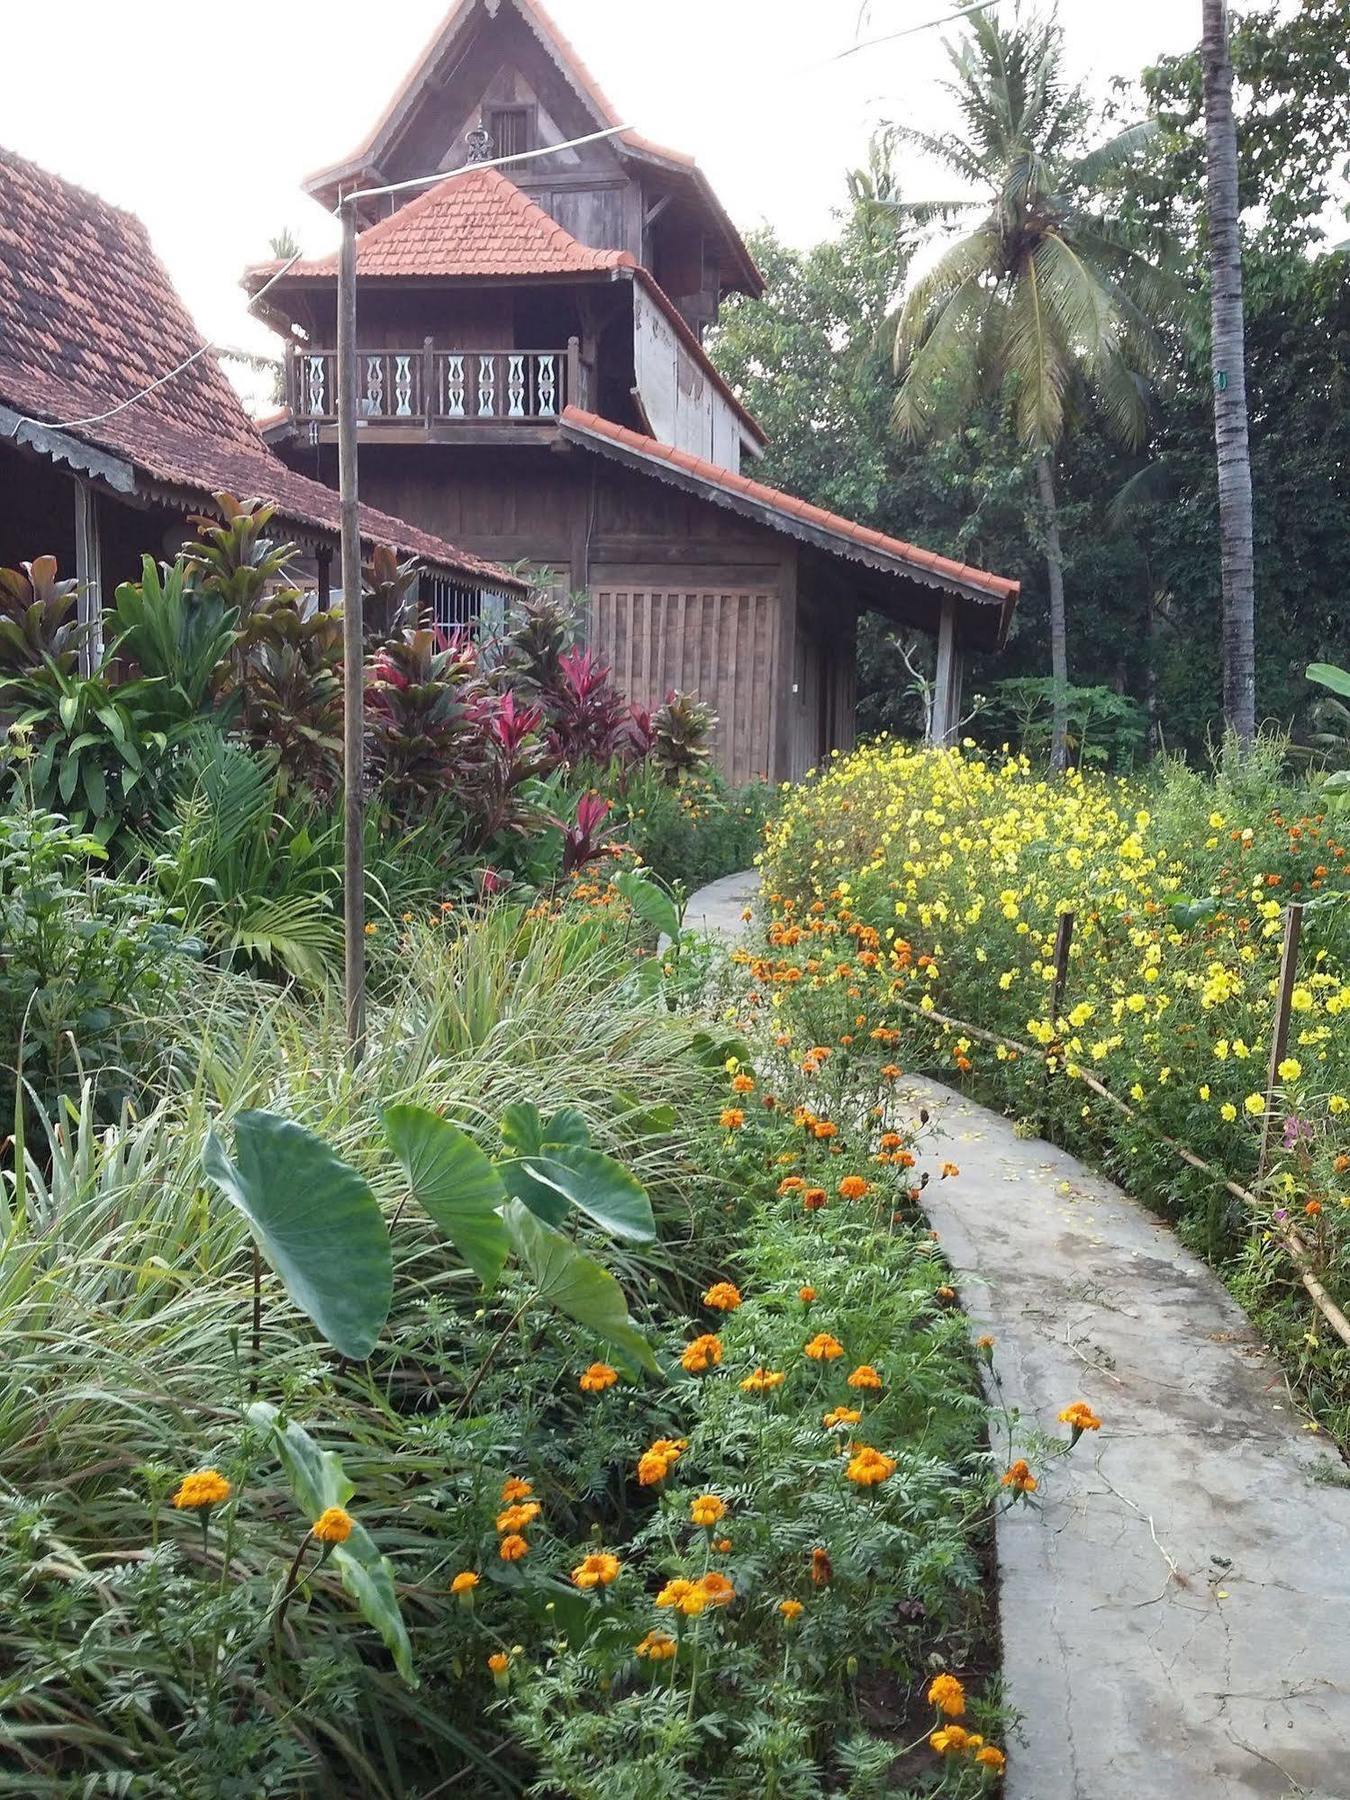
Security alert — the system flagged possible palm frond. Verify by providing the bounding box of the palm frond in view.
[892,226,999,365]
[1065,118,1161,191]
[892,275,992,442]
[1032,231,1119,365]
[1004,255,1072,449]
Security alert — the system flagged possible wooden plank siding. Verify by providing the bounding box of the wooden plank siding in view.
[590,589,778,786]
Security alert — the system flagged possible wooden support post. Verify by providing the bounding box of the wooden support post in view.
[1259,901,1304,1177]
[421,335,435,428]
[1050,909,1076,1025]
[316,547,332,613]
[338,199,366,1061]
[72,477,102,675]
[566,336,581,412]
[929,594,957,745]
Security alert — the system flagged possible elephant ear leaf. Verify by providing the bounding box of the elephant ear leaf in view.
[613,868,682,943]
[518,1145,655,1243]
[1307,662,1350,700]
[498,1102,588,1225]
[203,1111,391,1361]
[382,1104,510,1290]
[502,1199,660,1376]
[246,1402,415,1686]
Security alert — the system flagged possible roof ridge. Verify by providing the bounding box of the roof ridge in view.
[0,144,149,237]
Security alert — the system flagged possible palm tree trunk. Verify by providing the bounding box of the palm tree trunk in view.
[1200,0,1256,746]
[1035,452,1070,771]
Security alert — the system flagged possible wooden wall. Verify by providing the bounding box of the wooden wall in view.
[589,588,779,786]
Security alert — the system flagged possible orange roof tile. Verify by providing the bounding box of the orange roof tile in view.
[557,407,1020,620]
[250,166,636,286]
[0,145,522,588]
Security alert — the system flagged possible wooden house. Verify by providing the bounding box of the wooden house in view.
[0,145,524,660]
[252,0,1018,783]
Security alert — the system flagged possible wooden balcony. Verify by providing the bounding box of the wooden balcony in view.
[285,338,579,443]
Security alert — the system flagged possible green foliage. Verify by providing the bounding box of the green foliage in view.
[650,689,716,781]
[108,553,239,723]
[984,677,1148,768]
[183,493,299,623]
[383,1102,511,1288]
[204,1110,394,1360]
[238,597,344,799]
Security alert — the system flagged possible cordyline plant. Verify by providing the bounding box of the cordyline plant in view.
[366,627,477,820]
[546,647,631,766]
[241,601,344,801]
[651,690,716,782]
[363,545,421,642]
[0,556,91,675]
[184,495,299,626]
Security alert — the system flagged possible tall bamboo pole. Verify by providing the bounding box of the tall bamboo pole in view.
[338,197,366,1059]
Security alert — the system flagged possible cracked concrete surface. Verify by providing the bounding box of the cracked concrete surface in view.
[683,874,1350,1800]
[909,1075,1350,1800]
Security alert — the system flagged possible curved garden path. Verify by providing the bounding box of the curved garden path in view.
[688,872,1350,1800]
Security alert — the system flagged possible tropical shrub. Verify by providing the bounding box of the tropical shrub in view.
[651,688,716,781]
[0,555,91,674]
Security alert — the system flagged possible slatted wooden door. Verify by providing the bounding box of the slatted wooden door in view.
[589,589,779,787]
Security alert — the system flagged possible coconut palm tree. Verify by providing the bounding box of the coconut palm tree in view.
[1200,0,1256,747]
[888,8,1175,769]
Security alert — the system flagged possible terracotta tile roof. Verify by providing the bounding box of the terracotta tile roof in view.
[301,0,762,297]
[0,144,521,589]
[558,407,1020,619]
[247,166,635,285]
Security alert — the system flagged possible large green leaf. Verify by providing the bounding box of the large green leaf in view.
[203,1111,391,1360]
[382,1104,510,1290]
[613,868,682,943]
[503,1199,659,1376]
[246,1402,415,1686]
[498,1104,587,1226]
[518,1146,656,1244]
[1307,662,1350,700]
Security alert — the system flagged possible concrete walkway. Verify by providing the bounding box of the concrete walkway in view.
[681,868,761,938]
[686,873,1350,1800]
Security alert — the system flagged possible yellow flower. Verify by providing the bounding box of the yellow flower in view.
[312,1506,354,1544]
[975,1746,1007,1772]
[845,1446,896,1487]
[740,1367,786,1393]
[1220,1102,1238,1122]
[681,1333,723,1374]
[171,1469,232,1511]
[451,1570,479,1603]
[804,1332,844,1362]
[638,1450,673,1486]
[635,1629,677,1660]
[656,1577,706,1617]
[690,1494,727,1528]
[488,1650,510,1675]
[579,1362,619,1394]
[496,1502,541,1532]
[703,1281,743,1311]
[1244,1092,1266,1116]
[571,1552,620,1589]
[927,1672,966,1717]
[823,1404,862,1428]
[778,1598,804,1620]
[1277,1057,1302,1082]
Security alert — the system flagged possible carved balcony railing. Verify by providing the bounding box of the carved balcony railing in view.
[287,341,577,430]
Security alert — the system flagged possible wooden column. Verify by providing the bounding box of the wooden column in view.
[316,547,332,612]
[929,594,957,745]
[73,477,102,675]
[338,199,366,1060]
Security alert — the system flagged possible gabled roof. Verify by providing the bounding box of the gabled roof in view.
[302,0,763,298]
[246,165,635,285]
[558,407,1019,645]
[0,145,520,589]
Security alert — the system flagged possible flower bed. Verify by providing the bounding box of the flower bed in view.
[760,740,1350,1435]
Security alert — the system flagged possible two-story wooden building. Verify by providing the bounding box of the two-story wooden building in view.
[251,0,1018,782]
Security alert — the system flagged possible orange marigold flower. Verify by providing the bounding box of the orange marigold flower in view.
[846,1446,896,1487]
[713,1536,732,1552]
[499,1533,530,1561]
[838,1175,870,1200]
[802,1186,828,1211]
[636,1629,677,1660]
[940,1161,960,1178]
[488,1650,511,1676]
[703,1281,743,1312]
[930,1725,971,1754]
[496,1501,541,1532]
[740,1367,786,1393]
[681,1333,723,1374]
[928,1673,966,1717]
[312,1507,354,1544]
[171,1469,232,1511]
[579,1361,619,1393]
[655,1577,705,1617]
[451,1570,479,1596]
[823,1405,862,1429]
[638,1451,673,1486]
[798,1285,817,1304]
[812,1120,839,1140]
[652,1438,688,1459]
[880,1064,903,1080]
[847,1364,883,1391]
[778,1598,804,1620]
[975,1746,1006,1772]
[878,1132,904,1151]
[731,1072,756,1093]
[500,1476,533,1503]
[810,1546,832,1586]
[1058,1402,1102,1435]
[805,1332,844,1362]
[1335,1154,1350,1174]
[935,1285,957,1304]
[1000,1459,1038,1493]
[719,1107,746,1130]
[690,1494,726,1528]
[572,1551,621,1589]
[778,1175,806,1194]
[698,1570,735,1606]
[1305,1200,1323,1217]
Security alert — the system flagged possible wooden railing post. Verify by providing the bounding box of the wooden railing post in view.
[567,336,581,412]
[1259,901,1305,1179]
[421,336,435,428]
[1050,909,1075,1026]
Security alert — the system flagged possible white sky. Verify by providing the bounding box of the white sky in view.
[5,0,1209,402]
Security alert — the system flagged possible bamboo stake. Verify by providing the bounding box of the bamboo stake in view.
[1258,902,1304,1179]
[1050,909,1075,1024]
[891,993,1350,1351]
[338,197,366,1061]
